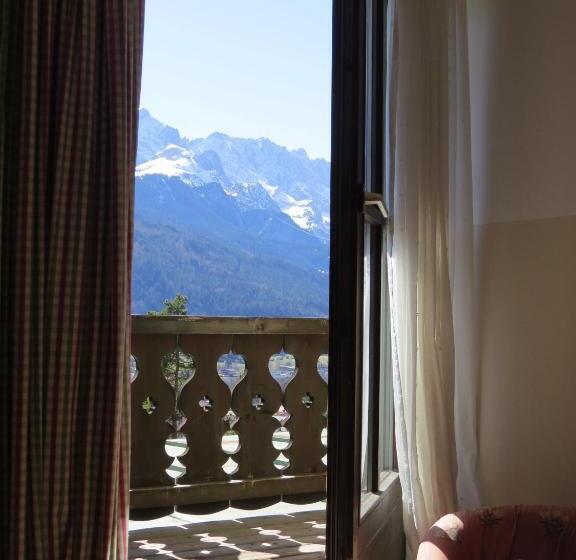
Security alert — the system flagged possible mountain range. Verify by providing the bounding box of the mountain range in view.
[133,109,330,317]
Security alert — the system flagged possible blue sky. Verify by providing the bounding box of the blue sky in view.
[140,1,332,160]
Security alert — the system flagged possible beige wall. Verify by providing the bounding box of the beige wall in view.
[469,0,576,505]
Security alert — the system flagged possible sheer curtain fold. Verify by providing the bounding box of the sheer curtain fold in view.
[0,2,144,559]
[388,0,479,557]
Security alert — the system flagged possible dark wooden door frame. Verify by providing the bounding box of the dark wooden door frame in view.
[327,0,367,557]
[327,0,389,557]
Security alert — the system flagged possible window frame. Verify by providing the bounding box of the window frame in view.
[327,0,398,557]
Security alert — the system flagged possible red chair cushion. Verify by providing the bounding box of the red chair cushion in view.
[417,505,576,560]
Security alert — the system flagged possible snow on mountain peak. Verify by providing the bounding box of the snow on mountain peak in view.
[160,144,188,156]
[137,109,330,238]
[136,157,191,179]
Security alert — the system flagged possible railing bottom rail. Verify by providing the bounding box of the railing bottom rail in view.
[130,473,326,517]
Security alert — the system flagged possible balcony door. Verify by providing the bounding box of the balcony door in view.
[328,0,403,558]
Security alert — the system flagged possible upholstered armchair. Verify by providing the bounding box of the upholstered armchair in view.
[417,505,576,560]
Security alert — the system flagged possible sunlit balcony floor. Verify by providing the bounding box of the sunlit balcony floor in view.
[129,506,326,560]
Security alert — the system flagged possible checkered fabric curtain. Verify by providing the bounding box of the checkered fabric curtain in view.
[0,1,144,558]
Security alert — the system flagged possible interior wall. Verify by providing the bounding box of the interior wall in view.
[468,0,576,506]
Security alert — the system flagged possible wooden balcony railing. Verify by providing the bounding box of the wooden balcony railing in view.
[129,316,329,520]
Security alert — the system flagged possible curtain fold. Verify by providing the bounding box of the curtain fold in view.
[388,0,479,557]
[0,2,144,558]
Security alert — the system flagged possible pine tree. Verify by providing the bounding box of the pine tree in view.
[148,294,188,316]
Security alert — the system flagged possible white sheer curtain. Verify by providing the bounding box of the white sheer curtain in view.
[387,0,480,557]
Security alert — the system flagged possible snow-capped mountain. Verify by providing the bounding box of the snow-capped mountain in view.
[136,109,330,239]
[132,109,330,316]
[137,109,185,165]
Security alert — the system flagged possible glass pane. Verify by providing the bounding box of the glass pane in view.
[361,224,372,494]
[378,228,394,476]
[362,223,393,502]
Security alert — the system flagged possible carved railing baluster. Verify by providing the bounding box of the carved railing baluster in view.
[130,334,176,520]
[283,336,328,484]
[178,334,231,514]
[231,335,280,485]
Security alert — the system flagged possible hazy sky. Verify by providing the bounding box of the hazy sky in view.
[140,1,332,160]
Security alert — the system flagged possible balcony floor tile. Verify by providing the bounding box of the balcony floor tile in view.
[129,509,326,559]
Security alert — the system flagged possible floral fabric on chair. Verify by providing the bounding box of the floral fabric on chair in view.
[417,505,576,560]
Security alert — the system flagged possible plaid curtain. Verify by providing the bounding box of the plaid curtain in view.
[0,1,144,558]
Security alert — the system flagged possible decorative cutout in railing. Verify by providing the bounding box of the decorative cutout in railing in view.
[162,346,196,398]
[273,404,291,425]
[165,432,188,480]
[221,429,241,454]
[141,396,156,415]
[301,392,315,408]
[165,409,186,432]
[272,427,292,450]
[217,351,246,392]
[274,451,290,471]
[216,350,246,478]
[268,347,299,471]
[222,457,239,476]
[129,316,328,519]
[130,355,140,383]
[223,408,239,428]
[251,394,265,411]
[318,353,329,467]
[198,395,212,412]
[321,427,328,465]
[317,354,328,384]
[268,349,297,392]
[161,344,196,480]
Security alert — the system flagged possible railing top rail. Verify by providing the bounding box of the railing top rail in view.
[131,315,329,335]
